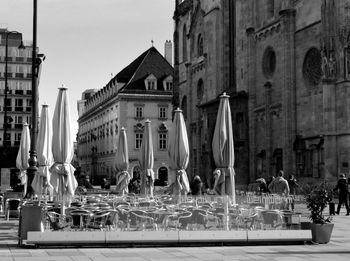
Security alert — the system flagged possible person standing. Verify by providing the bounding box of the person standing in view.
[288,175,299,211]
[266,176,275,193]
[333,174,350,215]
[268,170,290,196]
[268,170,290,209]
[190,175,204,196]
[101,178,111,190]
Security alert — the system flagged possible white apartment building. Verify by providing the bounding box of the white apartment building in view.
[77,44,174,186]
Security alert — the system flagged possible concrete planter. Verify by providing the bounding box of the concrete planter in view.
[310,223,334,244]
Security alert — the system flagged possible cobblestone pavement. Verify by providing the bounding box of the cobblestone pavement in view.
[0,209,349,261]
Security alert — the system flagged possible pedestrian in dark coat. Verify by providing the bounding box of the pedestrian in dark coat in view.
[333,174,350,215]
[190,175,204,196]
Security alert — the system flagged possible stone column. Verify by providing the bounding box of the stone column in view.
[279,8,296,175]
[323,78,337,179]
[246,27,256,182]
[264,82,273,176]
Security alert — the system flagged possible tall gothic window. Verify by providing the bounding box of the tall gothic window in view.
[197,79,204,102]
[267,0,274,18]
[197,34,203,57]
[303,48,322,87]
[181,95,187,120]
[182,25,187,62]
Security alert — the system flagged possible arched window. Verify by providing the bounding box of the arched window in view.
[181,96,187,120]
[267,0,274,18]
[182,25,187,62]
[262,46,276,79]
[303,48,322,87]
[197,79,204,102]
[197,34,203,57]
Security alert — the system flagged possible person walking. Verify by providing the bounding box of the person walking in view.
[333,174,350,215]
[268,170,290,209]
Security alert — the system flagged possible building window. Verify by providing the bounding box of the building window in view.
[15,132,21,141]
[135,106,143,119]
[165,81,173,91]
[303,47,322,87]
[159,133,167,150]
[183,25,187,62]
[15,98,23,111]
[147,81,156,90]
[181,96,187,120]
[159,107,167,119]
[197,34,203,57]
[135,133,143,149]
[267,0,274,18]
[262,46,276,79]
[145,74,157,90]
[197,79,204,102]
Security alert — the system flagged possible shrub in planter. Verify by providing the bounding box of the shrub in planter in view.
[304,181,334,243]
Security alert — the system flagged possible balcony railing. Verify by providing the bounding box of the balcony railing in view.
[15,107,23,112]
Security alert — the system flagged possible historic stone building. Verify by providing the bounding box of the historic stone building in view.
[237,0,350,184]
[175,0,350,188]
[77,45,174,185]
[173,0,249,189]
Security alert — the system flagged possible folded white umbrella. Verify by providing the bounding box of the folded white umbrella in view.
[140,120,154,197]
[212,93,236,204]
[32,104,53,203]
[16,123,30,197]
[115,127,131,195]
[168,108,190,196]
[49,87,78,210]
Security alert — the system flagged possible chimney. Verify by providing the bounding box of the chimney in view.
[164,40,173,65]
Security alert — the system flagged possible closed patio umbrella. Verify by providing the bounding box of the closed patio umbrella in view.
[49,87,78,210]
[32,104,53,203]
[139,120,154,197]
[16,123,30,197]
[115,127,131,195]
[212,93,236,204]
[168,108,190,197]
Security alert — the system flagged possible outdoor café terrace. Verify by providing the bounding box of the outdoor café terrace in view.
[6,190,312,247]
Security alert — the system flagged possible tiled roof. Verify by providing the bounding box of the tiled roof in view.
[117,46,174,92]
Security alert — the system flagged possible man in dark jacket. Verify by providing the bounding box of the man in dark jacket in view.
[333,173,350,215]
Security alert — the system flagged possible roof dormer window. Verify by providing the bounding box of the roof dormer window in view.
[144,74,157,90]
[162,75,173,91]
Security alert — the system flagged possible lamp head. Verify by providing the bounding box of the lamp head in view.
[18,41,26,50]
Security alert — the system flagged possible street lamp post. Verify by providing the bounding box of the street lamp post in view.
[3,31,25,167]
[26,0,38,198]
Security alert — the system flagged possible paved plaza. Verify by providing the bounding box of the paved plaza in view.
[0,208,349,261]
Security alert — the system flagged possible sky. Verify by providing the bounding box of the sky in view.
[0,0,174,140]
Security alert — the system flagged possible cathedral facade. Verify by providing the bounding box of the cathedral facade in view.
[239,0,350,183]
[174,0,350,188]
[173,0,249,189]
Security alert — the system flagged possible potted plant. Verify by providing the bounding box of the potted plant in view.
[304,181,334,244]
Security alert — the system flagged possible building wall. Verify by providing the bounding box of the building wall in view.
[240,0,350,184]
[174,0,249,189]
[0,29,35,172]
